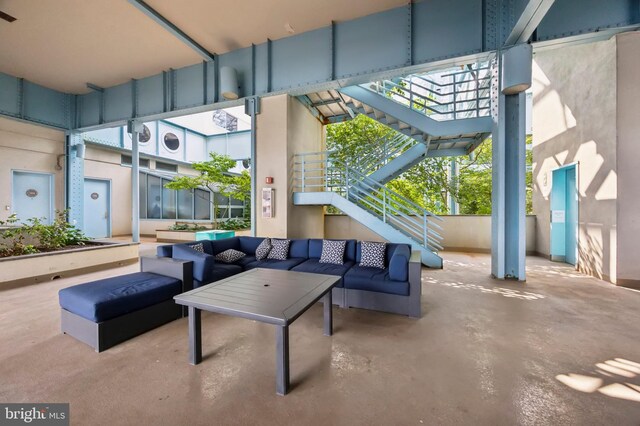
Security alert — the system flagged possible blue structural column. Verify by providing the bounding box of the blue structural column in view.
[448,159,459,215]
[129,120,142,243]
[65,131,84,230]
[245,97,260,237]
[491,44,531,280]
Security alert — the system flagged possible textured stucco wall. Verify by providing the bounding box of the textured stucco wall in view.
[532,38,617,281]
[615,32,640,286]
[0,117,65,222]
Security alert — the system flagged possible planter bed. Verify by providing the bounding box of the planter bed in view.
[0,242,139,287]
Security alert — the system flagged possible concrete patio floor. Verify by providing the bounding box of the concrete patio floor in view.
[1,247,639,425]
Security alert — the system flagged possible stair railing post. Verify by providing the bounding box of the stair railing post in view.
[324,154,329,192]
[475,69,480,117]
[383,190,387,223]
[409,78,414,111]
[453,75,458,120]
[423,213,428,247]
[301,155,306,192]
[345,161,349,201]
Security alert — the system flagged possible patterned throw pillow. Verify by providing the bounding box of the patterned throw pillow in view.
[319,240,346,265]
[188,243,204,253]
[255,238,271,260]
[215,249,246,263]
[267,239,290,260]
[359,241,386,269]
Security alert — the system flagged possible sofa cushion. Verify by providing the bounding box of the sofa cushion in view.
[309,239,357,262]
[172,244,216,283]
[157,244,173,258]
[319,239,346,265]
[215,249,246,264]
[210,237,241,255]
[244,258,307,271]
[267,238,290,260]
[388,245,411,282]
[193,264,242,288]
[359,241,386,269]
[289,239,310,258]
[344,265,410,296]
[291,259,355,287]
[59,272,182,322]
[254,238,271,260]
[239,237,267,256]
[234,255,257,269]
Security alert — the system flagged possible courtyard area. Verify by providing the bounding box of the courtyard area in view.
[1,248,638,425]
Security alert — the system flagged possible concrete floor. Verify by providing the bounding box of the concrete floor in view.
[1,248,639,425]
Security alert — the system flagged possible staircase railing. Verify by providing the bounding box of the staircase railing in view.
[348,131,420,176]
[293,151,444,252]
[366,62,491,121]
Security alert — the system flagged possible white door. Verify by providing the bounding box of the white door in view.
[12,171,54,224]
[84,178,111,238]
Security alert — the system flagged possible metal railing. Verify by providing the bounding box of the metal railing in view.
[365,63,492,121]
[293,151,444,252]
[346,131,420,176]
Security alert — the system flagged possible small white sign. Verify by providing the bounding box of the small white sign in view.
[552,210,565,223]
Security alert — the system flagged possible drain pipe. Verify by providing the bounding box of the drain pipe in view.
[245,97,260,237]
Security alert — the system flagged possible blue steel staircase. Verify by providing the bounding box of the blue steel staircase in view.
[293,151,444,268]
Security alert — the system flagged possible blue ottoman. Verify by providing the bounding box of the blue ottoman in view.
[59,271,186,352]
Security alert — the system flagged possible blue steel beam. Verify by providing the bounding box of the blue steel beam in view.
[504,0,556,45]
[126,0,215,61]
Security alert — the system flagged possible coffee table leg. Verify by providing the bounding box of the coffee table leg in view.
[188,306,202,365]
[323,291,333,336]
[276,325,290,395]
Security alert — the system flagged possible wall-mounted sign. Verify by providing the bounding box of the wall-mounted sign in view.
[552,210,565,223]
[25,189,38,198]
[262,187,274,218]
[91,192,99,200]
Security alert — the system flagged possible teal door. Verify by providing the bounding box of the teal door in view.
[12,171,54,224]
[84,178,111,238]
[550,165,578,265]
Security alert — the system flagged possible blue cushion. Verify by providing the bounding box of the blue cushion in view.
[238,237,267,255]
[210,237,240,255]
[289,239,309,258]
[355,242,409,266]
[172,244,216,283]
[244,258,307,271]
[308,239,357,262]
[157,245,172,258]
[389,245,411,282]
[344,265,410,296]
[192,264,242,287]
[291,259,355,287]
[235,255,257,269]
[59,272,181,322]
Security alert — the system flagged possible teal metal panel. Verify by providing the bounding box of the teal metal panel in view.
[78,91,101,128]
[335,7,410,78]
[550,168,567,258]
[104,82,133,122]
[413,0,484,62]
[23,81,70,128]
[0,73,20,116]
[565,166,578,265]
[175,63,205,109]
[271,27,332,91]
[136,74,165,117]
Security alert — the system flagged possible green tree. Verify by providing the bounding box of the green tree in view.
[164,153,250,229]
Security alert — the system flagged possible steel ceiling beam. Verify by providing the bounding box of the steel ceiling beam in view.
[504,0,557,45]
[127,0,215,61]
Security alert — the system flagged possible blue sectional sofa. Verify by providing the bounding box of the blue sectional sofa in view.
[155,236,422,317]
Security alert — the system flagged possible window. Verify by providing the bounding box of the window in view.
[212,110,238,132]
[163,132,180,152]
[155,161,177,173]
[177,190,194,220]
[194,189,210,220]
[146,175,162,219]
[162,179,176,219]
[127,124,151,144]
[121,155,150,168]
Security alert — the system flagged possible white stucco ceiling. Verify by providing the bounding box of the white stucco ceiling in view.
[0,0,406,94]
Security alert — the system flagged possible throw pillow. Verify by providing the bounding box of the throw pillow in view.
[360,241,386,269]
[319,240,346,265]
[267,239,290,260]
[189,243,204,253]
[255,238,271,260]
[215,249,246,263]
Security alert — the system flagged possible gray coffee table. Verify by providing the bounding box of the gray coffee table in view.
[173,268,341,395]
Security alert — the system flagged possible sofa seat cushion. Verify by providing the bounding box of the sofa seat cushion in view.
[193,264,242,288]
[344,265,410,296]
[234,255,257,269]
[244,257,307,271]
[291,259,355,287]
[59,272,182,322]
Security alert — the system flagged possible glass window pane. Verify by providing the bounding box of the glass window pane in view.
[229,208,243,218]
[194,189,211,220]
[139,173,147,219]
[178,190,193,220]
[162,179,176,219]
[229,196,244,206]
[147,175,162,219]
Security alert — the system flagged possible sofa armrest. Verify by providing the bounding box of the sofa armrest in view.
[389,245,411,281]
[140,256,194,292]
[407,250,422,318]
